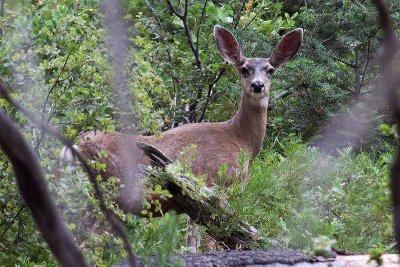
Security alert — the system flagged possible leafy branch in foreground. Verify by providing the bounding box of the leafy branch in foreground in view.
[0,80,138,267]
[0,108,89,267]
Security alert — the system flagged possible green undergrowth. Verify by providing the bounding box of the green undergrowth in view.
[228,135,394,253]
[1,136,394,266]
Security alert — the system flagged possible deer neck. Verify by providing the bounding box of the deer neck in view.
[227,93,268,157]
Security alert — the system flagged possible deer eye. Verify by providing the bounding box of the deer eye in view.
[241,67,250,77]
[266,68,275,76]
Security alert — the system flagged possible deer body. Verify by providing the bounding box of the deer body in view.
[80,93,267,186]
[76,26,303,215]
[138,92,268,184]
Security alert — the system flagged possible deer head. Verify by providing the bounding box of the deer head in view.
[214,26,303,108]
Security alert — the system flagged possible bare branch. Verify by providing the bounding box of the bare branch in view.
[197,67,226,122]
[146,0,180,126]
[233,0,246,30]
[146,0,163,29]
[267,88,296,111]
[183,0,188,18]
[328,54,358,69]
[165,0,184,19]
[358,36,372,91]
[242,3,273,31]
[0,81,138,267]
[0,205,24,239]
[0,108,89,267]
[35,36,83,151]
[183,21,202,73]
[41,37,81,120]
[195,0,208,52]
[164,0,203,122]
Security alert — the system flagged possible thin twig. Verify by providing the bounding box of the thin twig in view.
[195,0,208,52]
[358,36,372,91]
[0,109,89,267]
[165,0,203,122]
[233,0,246,30]
[197,67,226,122]
[35,36,83,151]
[328,54,358,68]
[165,0,184,19]
[146,0,180,126]
[41,35,83,120]
[145,0,163,28]
[54,97,101,111]
[242,3,273,31]
[267,87,296,111]
[0,205,24,239]
[0,81,138,267]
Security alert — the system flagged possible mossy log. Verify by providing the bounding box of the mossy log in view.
[137,142,261,249]
[136,142,260,249]
[80,139,259,248]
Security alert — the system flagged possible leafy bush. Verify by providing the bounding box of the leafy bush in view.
[228,135,394,252]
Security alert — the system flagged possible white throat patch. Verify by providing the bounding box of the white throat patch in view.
[259,97,269,108]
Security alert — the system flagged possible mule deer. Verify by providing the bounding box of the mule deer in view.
[73,25,303,229]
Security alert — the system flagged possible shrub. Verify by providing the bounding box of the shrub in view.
[228,135,394,252]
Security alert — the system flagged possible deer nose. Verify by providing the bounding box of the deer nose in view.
[251,81,264,93]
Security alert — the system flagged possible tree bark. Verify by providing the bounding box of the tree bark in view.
[373,0,400,254]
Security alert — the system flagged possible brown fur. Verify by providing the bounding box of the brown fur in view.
[77,26,303,216]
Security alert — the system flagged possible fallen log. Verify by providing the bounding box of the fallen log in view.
[114,250,319,267]
[80,139,260,249]
[115,250,400,267]
[136,142,260,249]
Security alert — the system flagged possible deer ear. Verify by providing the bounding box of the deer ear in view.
[269,28,303,68]
[214,25,246,66]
